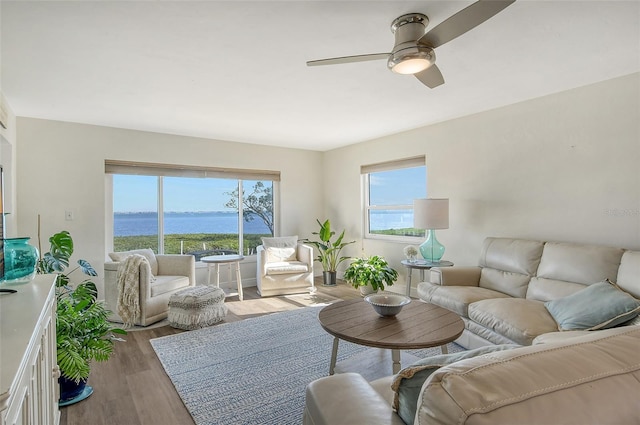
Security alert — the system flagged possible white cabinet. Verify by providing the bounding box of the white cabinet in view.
[0,275,60,425]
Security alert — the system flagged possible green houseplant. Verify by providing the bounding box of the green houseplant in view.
[303,219,355,286]
[37,229,126,404]
[343,255,399,295]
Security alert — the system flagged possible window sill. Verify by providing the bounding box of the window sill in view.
[365,233,424,243]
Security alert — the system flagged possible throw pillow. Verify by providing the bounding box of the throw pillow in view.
[265,247,297,263]
[109,248,158,276]
[392,344,519,425]
[261,235,298,248]
[544,279,640,331]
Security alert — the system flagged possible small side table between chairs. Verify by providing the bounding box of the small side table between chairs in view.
[201,254,245,301]
[401,259,454,297]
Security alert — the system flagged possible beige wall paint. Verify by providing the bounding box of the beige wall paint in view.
[324,73,640,293]
[15,120,323,295]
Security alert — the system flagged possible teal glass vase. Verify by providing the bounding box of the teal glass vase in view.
[3,237,39,283]
[419,229,445,262]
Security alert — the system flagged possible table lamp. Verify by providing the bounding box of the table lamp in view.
[413,198,449,262]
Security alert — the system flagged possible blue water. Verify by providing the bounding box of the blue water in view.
[114,212,270,236]
[114,211,414,237]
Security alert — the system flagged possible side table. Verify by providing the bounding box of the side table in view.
[201,254,245,301]
[401,259,454,297]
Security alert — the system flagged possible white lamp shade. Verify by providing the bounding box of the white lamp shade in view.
[413,198,449,229]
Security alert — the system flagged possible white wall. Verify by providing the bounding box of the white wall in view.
[324,73,640,294]
[0,92,17,236]
[15,120,323,295]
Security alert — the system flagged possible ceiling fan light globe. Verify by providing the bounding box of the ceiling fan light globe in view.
[388,46,435,75]
[392,58,431,75]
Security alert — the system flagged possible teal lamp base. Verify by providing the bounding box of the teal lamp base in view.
[419,229,445,262]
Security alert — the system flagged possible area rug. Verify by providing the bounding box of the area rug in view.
[151,306,463,425]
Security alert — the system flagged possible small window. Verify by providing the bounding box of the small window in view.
[362,157,426,240]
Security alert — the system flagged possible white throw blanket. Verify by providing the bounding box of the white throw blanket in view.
[116,254,150,328]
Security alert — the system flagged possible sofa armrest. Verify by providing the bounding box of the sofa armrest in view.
[297,243,313,269]
[104,261,120,272]
[304,373,404,425]
[156,255,196,284]
[257,245,267,276]
[430,266,482,287]
[104,260,154,300]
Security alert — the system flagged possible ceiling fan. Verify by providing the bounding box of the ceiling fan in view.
[306,0,515,88]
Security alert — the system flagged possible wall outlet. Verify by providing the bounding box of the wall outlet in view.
[65,210,74,221]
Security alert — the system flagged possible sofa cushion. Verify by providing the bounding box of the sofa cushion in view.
[265,246,297,262]
[544,280,640,331]
[526,277,588,302]
[464,318,520,345]
[265,261,309,275]
[421,282,510,318]
[477,238,544,298]
[109,248,158,275]
[469,298,558,345]
[416,327,640,425]
[150,275,191,297]
[261,235,298,248]
[536,242,623,285]
[479,268,531,298]
[617,250,640,298]
[479,238,544,275]
[391,344,519,425]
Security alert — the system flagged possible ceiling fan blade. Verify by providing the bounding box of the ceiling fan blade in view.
[306,53,390,67]
[415,65,445,88]
[418,0,515,48]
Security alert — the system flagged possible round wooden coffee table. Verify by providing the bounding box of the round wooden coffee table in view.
[318,298,464,374]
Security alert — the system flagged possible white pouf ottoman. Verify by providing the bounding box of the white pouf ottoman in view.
[168,285,228,330]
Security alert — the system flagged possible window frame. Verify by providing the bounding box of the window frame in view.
[105,160,280,258]
[361,156,427,242]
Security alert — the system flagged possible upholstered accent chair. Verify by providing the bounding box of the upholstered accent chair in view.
[104,249,196,326]
[256,236,315,297]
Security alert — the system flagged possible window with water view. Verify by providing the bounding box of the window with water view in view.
[364,158,426,239]
[112,173,275,259]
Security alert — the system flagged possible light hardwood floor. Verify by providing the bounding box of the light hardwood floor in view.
[60,279,361,425]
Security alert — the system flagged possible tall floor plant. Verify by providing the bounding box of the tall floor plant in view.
[37,223,125,403]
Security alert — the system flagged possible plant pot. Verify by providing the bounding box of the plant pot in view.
[322,271,337,286]
[359,285,377,297]
[59,376,89,403]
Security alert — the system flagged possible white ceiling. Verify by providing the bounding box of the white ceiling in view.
[1,1,639,152]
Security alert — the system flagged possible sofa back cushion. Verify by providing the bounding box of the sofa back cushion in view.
[109,248,158,275]
[416,327,640,425]
[617,250,640,298]
[526,242,624,301]
[478,238,544,298]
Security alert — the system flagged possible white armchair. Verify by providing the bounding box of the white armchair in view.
[104,249,196,326]
[256,236,315,297]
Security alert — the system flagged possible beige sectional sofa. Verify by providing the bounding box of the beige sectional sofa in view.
[418,237,640,348]
[304,237,640,424]
[304,326,640,425]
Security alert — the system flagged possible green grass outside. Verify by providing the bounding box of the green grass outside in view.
[114,233,269,256]
[370,228,424,237]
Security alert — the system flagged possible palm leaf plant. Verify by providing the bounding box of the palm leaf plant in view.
[37,229,126,401]
[303,219,355,272]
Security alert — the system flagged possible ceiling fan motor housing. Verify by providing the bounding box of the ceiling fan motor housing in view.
[388,13,435,74]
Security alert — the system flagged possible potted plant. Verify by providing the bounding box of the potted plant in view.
[343,255,399,296]
[38,229,126,405]
[303,219,355,286]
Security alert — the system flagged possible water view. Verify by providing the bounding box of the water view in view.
[114,211,270,236]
